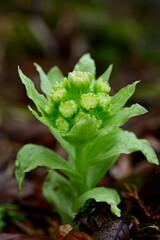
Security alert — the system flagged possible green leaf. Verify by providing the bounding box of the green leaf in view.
[110,81,139,114]
[47,66,64,85]
[64,119,98,145]
[72,187,121,217]
[100,104,147,135]
[99,64,113,82]
[43,171,77,224]
[28,105,47,123]
[74,53,96,76]
[15,144,78,193]
[87,155,119,188]
[28,106,61,134]
[86,129,159,165]
[18,67,46,114]
[0,204,25,229]
[34,63,52,96]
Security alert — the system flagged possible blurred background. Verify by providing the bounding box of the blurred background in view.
[0,0,160,234]
[1,0,160,104]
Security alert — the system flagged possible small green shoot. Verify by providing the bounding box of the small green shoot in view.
[0,204,25,230]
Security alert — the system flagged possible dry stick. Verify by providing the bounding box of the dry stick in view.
[123,182,153,217]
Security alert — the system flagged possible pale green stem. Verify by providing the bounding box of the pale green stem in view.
[70,145,89,195]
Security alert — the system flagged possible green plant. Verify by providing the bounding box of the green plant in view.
[15,54,159,224]
[0,204,25,230]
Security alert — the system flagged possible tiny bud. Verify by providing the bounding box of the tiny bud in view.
[74,111,91,124]
[50,88,67,102]
[94,77,111,94]
[80,93,98,110]
[59,100,78,118]
[92,115,102,129]
[45,98,55,114]
[97,93,111,110]
[107,103,114,113]
[68,71,92,89]
[52,78,68,90]
[55,116,70,132]
[96,119,102,128]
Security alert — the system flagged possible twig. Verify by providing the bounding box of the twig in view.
[123,182,153,217]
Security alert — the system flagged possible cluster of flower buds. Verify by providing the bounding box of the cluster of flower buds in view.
[44,71,111,133]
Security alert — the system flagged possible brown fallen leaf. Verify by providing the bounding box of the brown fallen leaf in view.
[46,217,60,240]
[74,201,116,235]
[57,226,94,240]
[0,233,52,240]
[64,230,94,240]
[57,224,73,240]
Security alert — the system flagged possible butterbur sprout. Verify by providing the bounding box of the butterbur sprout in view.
[16,53,159,224]
[43,70,111,133]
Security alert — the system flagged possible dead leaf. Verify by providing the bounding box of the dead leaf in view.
[92,219,130,240]
[57,224,73,240]
[64,230,94,240]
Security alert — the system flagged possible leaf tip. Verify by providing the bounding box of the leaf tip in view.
[136,80,141,84]
[33,62,40,70]
[84,52,90,57]
[109,64,113,70]
[18,66,22,76]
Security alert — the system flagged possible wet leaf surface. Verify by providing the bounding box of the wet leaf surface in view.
[74,201,116,235]
[92,219,130,240]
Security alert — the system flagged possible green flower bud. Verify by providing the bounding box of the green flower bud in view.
[59,100,78,118]
[42,66,113,133]
[68,71,92,89]
[55,116,69,132]
[96,119,102,128]
[97,93,111,110]
[92,115,102,128]
[94,77,111,94]
[45,98,55,115]
[80,93,98,110]
[52,78,68,90]
[50,88,67,102]
[74,111,91,124]
[92,116,102,129]
[107,103,114,113]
